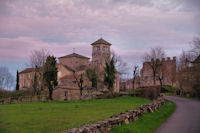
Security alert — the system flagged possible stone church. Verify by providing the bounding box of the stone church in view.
[18,38,120,100]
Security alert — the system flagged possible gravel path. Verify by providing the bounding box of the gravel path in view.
[155,96,200,133]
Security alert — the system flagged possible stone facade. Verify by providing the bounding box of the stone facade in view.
[140,57,177,87]
[62,96,165,133]
[18,68,42,91]
[19,38,120,100]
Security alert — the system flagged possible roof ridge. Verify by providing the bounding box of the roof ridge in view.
[58,53,90,59]
[91,38,112,46]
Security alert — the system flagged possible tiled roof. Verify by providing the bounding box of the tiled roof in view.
[91,38,112,46]
[58,53,90,59]
[19,68,40,74]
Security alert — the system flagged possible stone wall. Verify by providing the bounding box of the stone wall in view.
[0,95,48,104]
[53,86,104,101]
[62,97,165,133]
[140,57,177,87]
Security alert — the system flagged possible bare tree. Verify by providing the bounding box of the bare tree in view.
[132,65,138,89]
[190,36,200,56]
[157,67,165,86]
[73,71,84,99]
[143,47,166,85]
[177,50,194,69]
[28,49,50,68]
[0,67,14,90]
[27,49,50,91]
[111,50,129,78]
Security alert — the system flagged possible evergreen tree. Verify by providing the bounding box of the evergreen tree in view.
[104,57,116,92]
[16,70,19,91]
[86,68,97,88]
[32,72,38,95]
[43,56,58,100]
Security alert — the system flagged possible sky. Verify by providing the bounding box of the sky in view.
[0,0,200,89]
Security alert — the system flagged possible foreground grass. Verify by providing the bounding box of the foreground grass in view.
[110,100,175,133]
[0,96,149,133]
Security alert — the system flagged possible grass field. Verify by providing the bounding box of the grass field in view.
[0,96,149,133]
[110,100,175,133]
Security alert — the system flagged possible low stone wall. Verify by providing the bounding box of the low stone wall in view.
[0,95,48,104]
[62,97,165,133]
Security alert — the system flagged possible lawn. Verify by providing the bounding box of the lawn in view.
[110,100,175,133]
[0,96,149,133]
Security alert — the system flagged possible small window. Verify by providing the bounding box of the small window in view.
[105,47,108,51]
[103,46,105,51]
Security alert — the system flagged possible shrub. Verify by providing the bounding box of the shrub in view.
[127,90,136,96]
[162,85,178,93]
[0,89,32,99]
[0,89,12,98]
[135,86,160,100]
[181,89,192,97]
[191,84,200,97]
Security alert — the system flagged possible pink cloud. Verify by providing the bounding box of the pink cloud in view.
[0,37,91,61]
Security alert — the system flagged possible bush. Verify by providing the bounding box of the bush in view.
[0,89,32,99]
[191,84,200,97]
[0,89,12,98]
[181,89,192,97]
[127,90,136,96]
[135,86,160,100]
[162,85,178,93]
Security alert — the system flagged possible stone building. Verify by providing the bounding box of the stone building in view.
[140,57,177,87]
[18,38,120,99]
[177,55,200,90]
[120,76,140,91]
[18,68,42,91]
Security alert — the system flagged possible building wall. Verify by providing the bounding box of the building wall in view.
[140,57,177,87]
[91,44,112,89]
[59,57,89,70]
[19,72,40,90]
[57,64,73,80]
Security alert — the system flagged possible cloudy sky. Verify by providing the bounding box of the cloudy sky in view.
[0,0,200,88]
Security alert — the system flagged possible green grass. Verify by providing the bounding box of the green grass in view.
[110,100,175,133]
[0,96,149,133]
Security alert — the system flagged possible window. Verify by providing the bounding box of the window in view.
[103,46,105,51]
[94,46,100,51]
[105,47,108,51]
[21,75,24,80]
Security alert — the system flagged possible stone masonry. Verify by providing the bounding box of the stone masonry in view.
[140,57,177,87]
[62,96,165,133]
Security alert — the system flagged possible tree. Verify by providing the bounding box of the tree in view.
[28,49,50,68]
[16,70,19,91]
[190,36,200,56]
[0,67,14,90]
[143,47,166,85]
[111,50,129,78]
[43,56,58,100]
[32,72,39,95]
[104,57,116,93]
[27,49,50,91]
[157,67,165,86]
[73,72,84,98]
[132,65,138,89]
[86,68,97,88]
